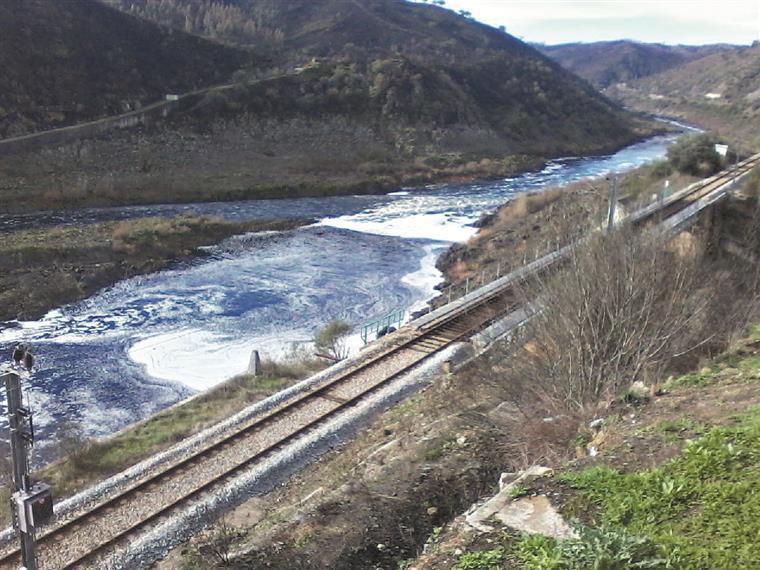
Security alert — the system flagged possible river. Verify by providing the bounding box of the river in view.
[0,132,682,461]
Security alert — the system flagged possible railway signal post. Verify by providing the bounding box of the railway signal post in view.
[3,347,53,570]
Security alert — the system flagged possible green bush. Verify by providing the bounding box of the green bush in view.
[314,319,353,361]
[648,160,673,179]
[666,133,722,177]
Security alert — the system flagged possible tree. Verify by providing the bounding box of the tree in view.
[314,320,353,361]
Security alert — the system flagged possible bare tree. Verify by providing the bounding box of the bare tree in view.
[505,226,738,412]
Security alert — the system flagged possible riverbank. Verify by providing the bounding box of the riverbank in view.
[0,115,668,215]
[164,180,760,570]
[0,216,309,322]
[433,160,698,298]
[0,133,685,488]
[0,355,328,527]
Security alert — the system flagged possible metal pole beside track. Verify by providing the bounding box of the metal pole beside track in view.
[4,372,37,570]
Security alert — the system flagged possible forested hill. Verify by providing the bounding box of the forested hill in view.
[0,0,251,137]
[91,0,644,157]
[537,41,733,89]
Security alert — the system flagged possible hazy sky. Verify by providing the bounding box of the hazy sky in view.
[432,1,760,45]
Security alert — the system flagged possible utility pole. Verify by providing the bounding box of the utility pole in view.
[606,174,618,233]
[3,346,53,570]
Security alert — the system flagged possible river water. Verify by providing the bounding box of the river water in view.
[0,133,681,459]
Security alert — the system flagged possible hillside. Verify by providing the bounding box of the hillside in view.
[537,41,731,89]
[0,0,655,212]
[0,0,251,137]
[607,45,760,149]
[94,0,644,155]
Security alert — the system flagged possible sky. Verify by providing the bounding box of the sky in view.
[429,0,760,45]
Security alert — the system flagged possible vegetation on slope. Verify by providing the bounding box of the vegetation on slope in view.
[167,169,760,570]
[0,356,326,527]
[434,132,738,297]
[0,0,252,137]
[537,41,732,89]
[606,45,760,150]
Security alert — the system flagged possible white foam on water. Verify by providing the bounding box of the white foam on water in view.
[402,243,445,315]
[127,327,313,391]
[321,212,478,242]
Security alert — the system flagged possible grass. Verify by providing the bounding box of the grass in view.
[0,215,305,321]
[666,355,760,389]
[554,407,760,569]
[39,374,288,497]
[453,547,506,570]
[645,418,707,443]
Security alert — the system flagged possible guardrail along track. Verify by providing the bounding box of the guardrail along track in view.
[631,154,760,226]
[2,154,757,569]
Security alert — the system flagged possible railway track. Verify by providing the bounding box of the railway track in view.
[1,153,757,569]
[630,153,760,226]
[0,293,512,569]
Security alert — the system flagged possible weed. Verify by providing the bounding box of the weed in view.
[645,418,706,443]
[507,485,530,500]
[453,547,505,570]
[516,524,672,569]
[665,367,720,388]
[559,408,760,568]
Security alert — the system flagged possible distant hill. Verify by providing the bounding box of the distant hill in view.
[0,0,656,213]
[0,0,251,137]
[537,41,732,89]
[606,45,760,150]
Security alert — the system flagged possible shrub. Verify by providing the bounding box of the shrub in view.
[666,133,722,177]
[506,227,737,411]
[314,319,353,361]
[742,165,760,199]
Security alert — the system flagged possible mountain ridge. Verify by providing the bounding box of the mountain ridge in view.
[0,0,656,212]
[605,44,760,150]
[537,40,735,89]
